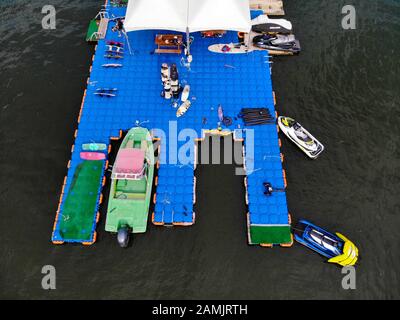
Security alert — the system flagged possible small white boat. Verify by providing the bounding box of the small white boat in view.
[176,100,191,118]
[278,116,324,159]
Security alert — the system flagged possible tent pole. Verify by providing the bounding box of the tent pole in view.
[246,31,251,52]
[186,27,190,56]
[123,30,133,55]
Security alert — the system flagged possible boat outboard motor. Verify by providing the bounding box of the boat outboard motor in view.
[251,15,293,34]
[117,227,130,248]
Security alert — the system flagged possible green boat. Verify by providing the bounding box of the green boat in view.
[85,10,109,43]
[105,127,155,247]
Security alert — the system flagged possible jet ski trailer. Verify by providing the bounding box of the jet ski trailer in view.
[251,15,293,34]
[278,116,324,159]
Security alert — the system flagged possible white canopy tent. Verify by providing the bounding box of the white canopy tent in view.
[124,0,252,56]
[125,0,188,33]
[188,0,251,33]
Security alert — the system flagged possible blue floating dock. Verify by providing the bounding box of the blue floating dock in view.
[52,5,292,246]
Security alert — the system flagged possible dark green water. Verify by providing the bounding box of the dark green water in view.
[0,0,399,299]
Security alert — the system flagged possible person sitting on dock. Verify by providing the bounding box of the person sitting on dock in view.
[264,182,273,196]
[263,182,285,196]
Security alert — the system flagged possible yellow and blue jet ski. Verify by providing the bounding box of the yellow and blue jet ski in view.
[294,220,359,267]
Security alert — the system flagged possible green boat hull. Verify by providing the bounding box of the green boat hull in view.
[86,19,99,43]
[105,128,154,234]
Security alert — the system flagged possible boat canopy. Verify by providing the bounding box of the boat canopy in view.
[113,149,145,177]
[124,0,252,34]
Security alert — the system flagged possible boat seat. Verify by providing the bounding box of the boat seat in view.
[125,193,146,200]
[116,179,146,194]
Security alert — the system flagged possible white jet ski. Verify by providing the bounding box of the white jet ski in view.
[278,116,324,159]
[251,15,293,34]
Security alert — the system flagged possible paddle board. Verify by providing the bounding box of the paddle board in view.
[208,43,254,54]
[82,143,107,151]
[80,152,106,161]
[102,64,122,68]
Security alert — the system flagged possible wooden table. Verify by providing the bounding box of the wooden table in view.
[155,34,183,54]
